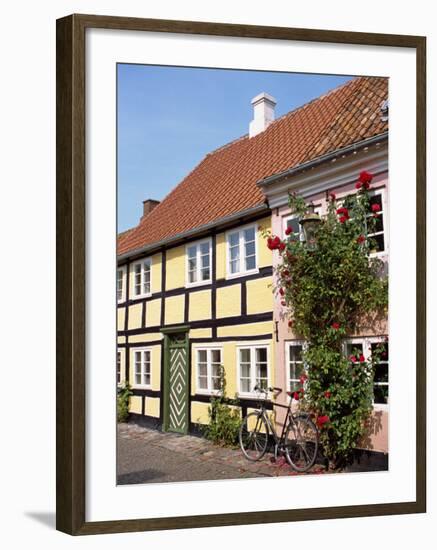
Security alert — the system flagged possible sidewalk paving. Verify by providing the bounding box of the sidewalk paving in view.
[117,422,328,485]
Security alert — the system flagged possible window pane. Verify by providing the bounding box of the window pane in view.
[245,255,256,271]
[374,385,388,404]
[245,241,255,258]
[240,349,251,364]
[255,347,267,363]
[189,270,197,283]
[286,218,300,235]
[198,376,208,389]
[240,363,251,379]
[229,232,239,247]
[144,373,151,386]
[374,364,388,383]
[211,363,221,379]
[201,267,210,280]
[187,245,197,259]
[244,227,255,243]
[230,259,239,274]
[200,242,210,255]
[289,344,302,362]
[256,363,267,381]
[198,350,207,363]
[201,253,210,268]
[211,349,221,364]
[198,364,207,377]
[230,245,239,260]
[212,375,221,391]
[240,378,251,393]
[369,195,382,211]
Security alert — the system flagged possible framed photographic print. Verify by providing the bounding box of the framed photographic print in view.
[56,14,426,535]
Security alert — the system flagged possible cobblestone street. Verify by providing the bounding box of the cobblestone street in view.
[117,423,328,485]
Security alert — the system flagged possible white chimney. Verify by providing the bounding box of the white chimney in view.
[249,92,277,138]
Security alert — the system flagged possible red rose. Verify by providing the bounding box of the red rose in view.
[359,354,365,362]
[288,320,293,328]
[371,203,381,213]
[339,215,348,224]
[350,355,357,363]
[278,242,286,252]
[299,374,308,384]
[355,181,362,190]
[359,171,373,185]
[267,235,281,250]
[324,391,331,398]
[329,192,336,200]
[363,181,371,190]
[279,288,285,296]
[293,391,300,401]
[285,226,293,236]
[331,322,340,330]
[316,415,330,427]
[357,235,366,244]
[282,269,290,277]
[336,207,348,215]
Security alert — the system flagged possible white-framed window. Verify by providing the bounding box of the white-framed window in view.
[117,350,122,385]
[196,347,222,393]
[226,224,258,278]
[186,239,212,286]
[237,345,269,395]
[283,206,322,240]
[132,258,152,297]
[366,190,386,254]
[132,348,152,388]
[116,265,126,302]
[287,341,306,392]
[344,337,389,406]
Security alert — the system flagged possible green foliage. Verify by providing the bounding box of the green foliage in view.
[272,184,388,466]
[202,367,242,447]
[117,382,133,423]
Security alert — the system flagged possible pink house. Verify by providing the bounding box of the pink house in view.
[259,90,389,456]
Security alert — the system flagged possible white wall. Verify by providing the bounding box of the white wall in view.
[0,0,435,548]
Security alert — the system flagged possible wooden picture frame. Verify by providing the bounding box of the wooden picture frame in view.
[56,13,426,535]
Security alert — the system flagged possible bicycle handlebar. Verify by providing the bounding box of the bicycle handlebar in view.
[253,385,282,394]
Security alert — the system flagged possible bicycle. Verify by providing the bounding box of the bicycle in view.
[239,385,319,472]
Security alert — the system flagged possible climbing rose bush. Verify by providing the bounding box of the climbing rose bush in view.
[266,172,388,466]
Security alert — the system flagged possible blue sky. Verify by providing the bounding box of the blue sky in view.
[117,65,353,231]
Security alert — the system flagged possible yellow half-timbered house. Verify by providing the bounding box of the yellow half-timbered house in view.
[117,77,388,437]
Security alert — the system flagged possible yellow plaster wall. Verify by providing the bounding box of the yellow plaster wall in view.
[216,284,241,318]
[145,298,161,327]
[117,335,126,345]
[127,303,143,330]
[129,395,142,414]
[246,276,273,315]
[189,328,212,339]
[117,307,125,331]
[215,232,227,280]
[191,401,210,425]
[257,216,272,268]
[217,321,273,338]
[164,295,185,325]
[128,332,162,344]
[151,252,162,293]
[166,245,185,290]
[188,289,211,322]
[145,397,160,418]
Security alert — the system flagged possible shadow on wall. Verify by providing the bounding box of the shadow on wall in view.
[359,409,384,450]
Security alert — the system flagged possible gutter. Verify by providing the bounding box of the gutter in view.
[257,132,388,188]
[118,203,269,262]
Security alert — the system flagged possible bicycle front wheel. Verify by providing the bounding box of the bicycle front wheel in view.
[284,415,318,472]
[239,412,269,461]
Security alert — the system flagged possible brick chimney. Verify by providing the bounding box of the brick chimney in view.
[249,92,276,138]
[141,199,160,221]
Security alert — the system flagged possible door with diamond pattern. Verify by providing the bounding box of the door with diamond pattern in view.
[165,332,189,434]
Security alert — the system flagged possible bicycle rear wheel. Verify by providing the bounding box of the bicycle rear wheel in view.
[284,415,318,472]
[239,412,269,461]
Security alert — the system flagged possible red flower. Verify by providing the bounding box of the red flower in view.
[355,181,362,190]
[350,355,357,363]
[267,235,281,250]
[278,242,286,252]
[279,288,285,296]
[317,415,330,427]
[285,226,293,236]
[324,391,331,398]
[359,354,365,363]
[371,203,381,213]
[359,171,373,185]
[357,234,366,244]
[329,192,336,200]
[299,373,308,384]
[336,207,348,215]
[288,320,293,328]
[293,391,300,401]
[339,215,348,224]
[282,269,290,277]
[331,322,340,330]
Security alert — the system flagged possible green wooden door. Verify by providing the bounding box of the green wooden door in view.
[164,331,189,434]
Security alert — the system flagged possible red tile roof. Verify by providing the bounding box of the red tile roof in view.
[118,76,388,256]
